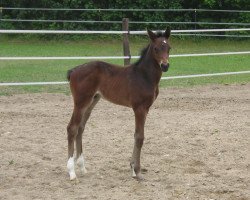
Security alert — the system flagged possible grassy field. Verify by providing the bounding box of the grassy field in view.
[0,35,249,95]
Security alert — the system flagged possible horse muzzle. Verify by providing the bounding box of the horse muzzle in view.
[160,60,170,72]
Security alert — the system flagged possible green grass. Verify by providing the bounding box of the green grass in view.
[0,36,250,95]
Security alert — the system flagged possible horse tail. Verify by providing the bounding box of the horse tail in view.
[67,69,73,81]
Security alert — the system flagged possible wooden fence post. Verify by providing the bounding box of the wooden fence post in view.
[122,18,131,66]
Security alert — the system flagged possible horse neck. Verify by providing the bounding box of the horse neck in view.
[137,45,162,85]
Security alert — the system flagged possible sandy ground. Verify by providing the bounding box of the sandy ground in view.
[0,84,249,200]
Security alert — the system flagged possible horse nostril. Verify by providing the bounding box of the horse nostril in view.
[160,62,170,72]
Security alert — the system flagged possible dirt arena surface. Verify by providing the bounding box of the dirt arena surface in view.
[0,84,249,200]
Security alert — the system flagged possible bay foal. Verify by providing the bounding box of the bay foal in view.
[66,28,171,180]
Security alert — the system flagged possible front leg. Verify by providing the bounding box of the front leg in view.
[131,106,148,180]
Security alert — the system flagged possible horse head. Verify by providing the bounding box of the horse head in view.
[147,27,171,72]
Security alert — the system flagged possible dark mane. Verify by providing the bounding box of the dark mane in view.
[133,31,165,66]
[133,45,150,66]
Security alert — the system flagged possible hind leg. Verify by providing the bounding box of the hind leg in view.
[67,97,93,180]
[75,94,101,174]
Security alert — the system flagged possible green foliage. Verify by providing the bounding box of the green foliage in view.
[1,0,249,34]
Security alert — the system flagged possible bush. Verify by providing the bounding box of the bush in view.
[1,0,249,37]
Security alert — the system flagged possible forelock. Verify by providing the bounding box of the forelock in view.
[155,31,165,38]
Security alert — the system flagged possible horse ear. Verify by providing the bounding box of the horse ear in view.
[147,28,157,41]
[164,27,171,39]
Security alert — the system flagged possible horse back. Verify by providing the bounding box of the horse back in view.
[68,61,156,108]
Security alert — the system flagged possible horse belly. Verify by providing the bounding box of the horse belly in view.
[99,90,131,107]
[98,81,131,107]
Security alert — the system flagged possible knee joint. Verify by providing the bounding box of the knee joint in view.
[135,135,144,147]
[67,124,78,137]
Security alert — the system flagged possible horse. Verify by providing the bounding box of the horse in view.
[66,28,171,181]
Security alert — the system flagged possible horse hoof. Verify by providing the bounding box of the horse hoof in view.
[131,166,144,180]
[130,164,136,177]
[69,172,77,181]
[132,169,136,178]
[81,167,88,174]
[133,173,144,181]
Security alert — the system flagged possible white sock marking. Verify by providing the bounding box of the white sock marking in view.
[67,157,76,180]
[77,154,87,174]
[131,164,136,177]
